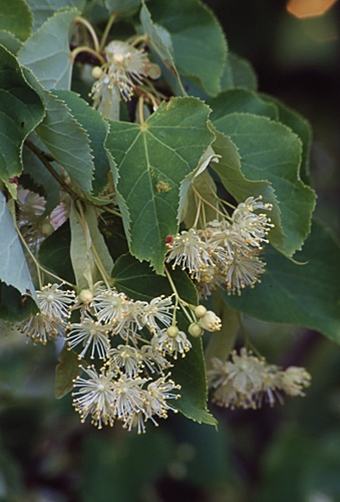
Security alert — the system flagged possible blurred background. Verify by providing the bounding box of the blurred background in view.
[1,1,340,501]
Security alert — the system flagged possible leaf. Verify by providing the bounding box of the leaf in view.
[0,282,38,322]
[140,3,185,97]
[0,193,38,309]
[147,0,227,97]
[209,124,285,248]
[39,221,75,284]
[212,112,316,256]
[55,344,82,399]
[0,31,23,54]
[0,0,33,42]
[0,45,45,183]
[261,93,313,179]
[112,253,217,426]
[26,0,86,31]
[222,220,340,344]
[53,90,111,196]
[18,9,78,91]
[221,52,257,92]
[105,97,214,273]
[104,0,141,15]
[22,68,94,195]
[210,89,278,122]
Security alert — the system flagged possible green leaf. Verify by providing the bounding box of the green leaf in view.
[221,52,257,92]
[26,0,85,31]
[18,9,78,91]
[53,90,111,196]
[0,193,38,308]
[261,93,313,179]
[0,282,38,322]
[212,112,316,255]
[140,2,185,97]
[55,344,81,399]
[39,221,75,284]
[0,31,23,54]
[0,0,33,42]
[112,253,217,426]
[147,0,227,97]
[105,97,214,273]
[222,221,340,344]
[104,0,141,15]
[210,89,278,122]
[210,125,285,249]
[0,45,45,183]
[22,68,94,195]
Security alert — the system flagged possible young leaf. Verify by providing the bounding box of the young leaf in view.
[212,112,316,255]
[112,253,217,426]
[105,97,214,274]
[0,0,33,42]
[18,9,78,91]
[22,68,94,195]
[147,0,227,97]
[26,0,85,32]
[55,344,82,399]
[0,193,38,309]
[0,45,44,183]
[222,220,340,344]
[53,90,111,196]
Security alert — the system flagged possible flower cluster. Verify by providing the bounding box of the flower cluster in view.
[91,40,155,119]
[166,196,274,296]
[17,283,75,344]
[16,282,221,432]
[208,348,311,409]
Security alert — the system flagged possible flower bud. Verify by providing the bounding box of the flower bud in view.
[198,310,222,332]
[194,305,207,318]
[78,289,93,305]
[188,322,203,338]
[91,66,103,79]
[167,326,179,338]
[40,221,54,237]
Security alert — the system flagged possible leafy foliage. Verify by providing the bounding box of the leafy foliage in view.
[0,0,338,438]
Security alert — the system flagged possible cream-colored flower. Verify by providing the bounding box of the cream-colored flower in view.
[198,310,222,332]
[67,315,110,359]
[72,365,116,429]
[152,326,192,359]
